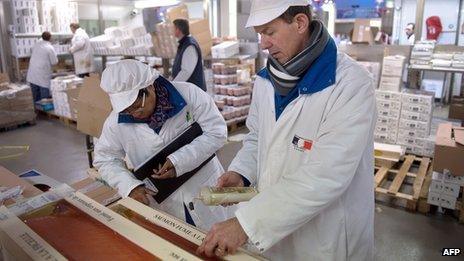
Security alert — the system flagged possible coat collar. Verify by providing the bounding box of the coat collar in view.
[257,38,337,95]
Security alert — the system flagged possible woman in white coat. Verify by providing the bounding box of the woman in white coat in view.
[94,59,230,230]
[69,23,94,78]
[198,1,376,260]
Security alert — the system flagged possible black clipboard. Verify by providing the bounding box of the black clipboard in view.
[133,122,215,203]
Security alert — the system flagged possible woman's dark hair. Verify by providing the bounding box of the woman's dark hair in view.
[42,31,52,41]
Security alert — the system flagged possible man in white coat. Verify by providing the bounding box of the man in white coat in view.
[26,31,58,102]
[69,23,94,78]
[198,1,376,260]
[94,60,230,230]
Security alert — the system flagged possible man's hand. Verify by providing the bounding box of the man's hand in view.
[152,158,176,179]
[196,217,248,258]
[217,171,244,187]
[128,185,156,205]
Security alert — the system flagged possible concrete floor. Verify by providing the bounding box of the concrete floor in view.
[0,118,463,260]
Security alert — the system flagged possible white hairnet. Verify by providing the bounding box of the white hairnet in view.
[100,59,160,112]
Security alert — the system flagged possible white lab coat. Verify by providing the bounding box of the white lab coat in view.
[229,53,376,260]
[94,81,231,230]
[26,40,58,88]
[70,28,94,75]
[408,34,416,45]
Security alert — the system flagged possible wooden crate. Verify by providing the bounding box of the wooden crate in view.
[375,155,431,211]
[37,108,76,128]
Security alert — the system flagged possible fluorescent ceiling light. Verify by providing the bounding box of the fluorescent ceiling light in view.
[134,0,180,9]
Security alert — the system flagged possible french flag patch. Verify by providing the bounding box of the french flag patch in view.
[292,135,313,151]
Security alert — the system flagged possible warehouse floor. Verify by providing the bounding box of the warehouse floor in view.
[0,117,463,260]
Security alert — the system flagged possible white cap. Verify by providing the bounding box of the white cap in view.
[246,0,310,28]
[100,59,159,113]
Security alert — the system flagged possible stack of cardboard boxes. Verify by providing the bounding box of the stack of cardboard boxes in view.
[428,123,464,210]
[410,41,435,69]
[50,75,83,119]
[0,74,35,127]
[375,90,401,144]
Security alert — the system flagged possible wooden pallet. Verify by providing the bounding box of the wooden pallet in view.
[0,119,36,132]
[375,155,431,211]
[37,109,76,128]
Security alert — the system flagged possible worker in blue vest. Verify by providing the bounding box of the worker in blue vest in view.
[172,19,207,91]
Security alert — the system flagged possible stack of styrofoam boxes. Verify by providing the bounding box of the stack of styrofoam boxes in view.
[212,63,251,125]
[152,23,178,58]
[357,61,381,88]
[428,170,464,210]
[374,90,402,144]
[40,0,55,32]
[379,55,405,92]
[409,41,435,69]
[90,26,154,56]
[54,1,78,33]
[52,44,71,55]
[452,52,464,68]
[10,0,40,34]
[431,52,453,68]
[397,90,434,157]
[211,41,239,59]
[10,37,40,57]
[50,75,83,118]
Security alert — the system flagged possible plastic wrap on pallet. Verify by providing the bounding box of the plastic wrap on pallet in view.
[0,83,35,127]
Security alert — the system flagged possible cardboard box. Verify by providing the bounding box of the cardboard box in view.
[449,96,464,121]
[429,180,460,198]
[400,110,432,124]
[70,177,120,206]
[377,107,400,119]
[376,116,399,127]
[375,90,401,102]
[399,119,430,132]
[0,73,10,84]
[441,170,464,186]
[397,128,429,139]
[65,87,81,120]
[374,131,397,144]
[0,166,42,206]
[382,55,405,77]
[166,4,189,21]
[427,191,457,209]
[352,19,374,44]
[401,103,433,115]
[376,99,401,111]
[433,123,464,176]
[76,74,112,138]
[379,76,401,92]
[401,90,434,107]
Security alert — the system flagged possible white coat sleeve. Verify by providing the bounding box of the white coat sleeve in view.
[235,78,376,251]
[173,46,198,82]
[226,82,260,185]
[48,47,58,66]
[69,35,85,54]
[167,84,227,176]
[93,119,144,198]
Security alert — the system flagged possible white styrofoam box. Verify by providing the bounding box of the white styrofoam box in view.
[421,79,443,98]
[442,170,464,186]
[376,99,401,111]
[130,26,147,38]
[399,119,430,132]
[376,116,399,128]
[400,110,432,124]
[377,107,400,119]
[375,124,398,135]
[427,191,457,209]
[396,135,434,150]
[401,92,434,107]
[429,180,460,198]
[379,76,402,92]
[120,38,135,48]
[375,90,401,102]
[397,128,429,139]
[212,41,239,59]
[374,131,397,144]
[382,55,405,77]
[401,103,433,115]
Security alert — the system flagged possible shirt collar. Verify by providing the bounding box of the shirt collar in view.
[257,38,337,95]
[118,76,186,124]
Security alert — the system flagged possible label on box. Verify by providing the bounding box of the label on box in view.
[397,128,428,139]
[377,100,402,111]
[429,180,461,198]
[376,116,399,127]
[443,170,464,186]
[401,103,433,115]
[378,108,400,119]
[427,191,457,210]
[399,119,430,132]
[375,90,402,101]
[400,110,431,123]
